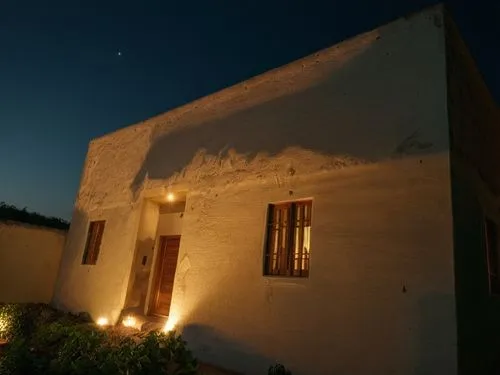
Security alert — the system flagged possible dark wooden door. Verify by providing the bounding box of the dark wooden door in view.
[150,236,180,317]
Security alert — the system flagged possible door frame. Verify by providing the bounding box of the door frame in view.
[148,235,181,317]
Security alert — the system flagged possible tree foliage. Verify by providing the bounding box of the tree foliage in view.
[0,202,69,230]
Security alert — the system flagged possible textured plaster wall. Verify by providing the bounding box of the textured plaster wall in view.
[0,222,65,303]
[52,204,142,323]
[445,11,500,375]
[174,154,455,375]
[54,5,457,375]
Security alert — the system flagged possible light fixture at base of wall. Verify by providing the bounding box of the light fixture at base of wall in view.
[163,315,178,332]
[122,315,138,329]
[166,192,175,202]
[96,317,109,327]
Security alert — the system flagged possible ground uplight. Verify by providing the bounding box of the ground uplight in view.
[122,315,137,328]
[163,315,178,332]
[96,317,109,327]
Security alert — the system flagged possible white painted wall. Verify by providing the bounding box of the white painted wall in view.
[52,204,142,324]
[0,222,65,303]
[174,154,455,375]
[54,5,457,375]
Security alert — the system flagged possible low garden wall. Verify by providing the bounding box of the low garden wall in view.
[0,222,66,303]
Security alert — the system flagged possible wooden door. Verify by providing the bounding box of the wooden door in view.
[150,236,180,317]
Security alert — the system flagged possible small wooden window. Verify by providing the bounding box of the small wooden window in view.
[264,200,312,277]
[82,220,105,265]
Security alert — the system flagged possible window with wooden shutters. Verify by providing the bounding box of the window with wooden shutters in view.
[485,217,500,295]
[264,200,312,277]
[82,220,105,265]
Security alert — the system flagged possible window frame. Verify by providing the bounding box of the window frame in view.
[484,216,500,295]
[81,220,106,265]
[263,199,312,278]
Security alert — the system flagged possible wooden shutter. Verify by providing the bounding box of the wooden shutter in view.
[265,203,291,276]
[82,220,106,265]
[265,200,312,277]
[292,200,312,277]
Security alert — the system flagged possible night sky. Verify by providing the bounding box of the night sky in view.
[1,0,498,220]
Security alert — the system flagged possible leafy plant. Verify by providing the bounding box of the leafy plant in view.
[0,303,35,341]
[268,363,292,375]
[0,304,198,375]
[132,331,198,375]
[0,337,34,375]
[0,304,16,340]
[1,303,291,375]
[0,303,87,341]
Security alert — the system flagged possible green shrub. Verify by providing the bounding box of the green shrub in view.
[0,303,41,340]
[0,202,69,230]
[1,303,288,375]
[268,363,292,375]
[0,304,198,375]
[0,337,34,375]
[131,331,198,374]
[0,322,92,375]
[0,304,21,340]
[0,303,87,341]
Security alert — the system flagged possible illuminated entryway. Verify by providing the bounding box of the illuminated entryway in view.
[122,189,186,319]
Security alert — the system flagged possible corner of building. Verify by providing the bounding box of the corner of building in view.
[444,8,500,374]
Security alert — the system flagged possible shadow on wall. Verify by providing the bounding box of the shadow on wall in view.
[415,292,457,375]
[182,324,279,375]
[130,25,444,195]
[124,237,156,313]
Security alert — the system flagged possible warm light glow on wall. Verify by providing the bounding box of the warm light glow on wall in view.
[163,314,178,332]
[96,317,109,327]
[166,192,175,202]
[122,315,137,329]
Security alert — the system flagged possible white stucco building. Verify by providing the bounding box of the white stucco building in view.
[53,4,500,375]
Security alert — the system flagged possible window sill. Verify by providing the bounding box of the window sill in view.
[263,274,309,279]
[263,276,309,289]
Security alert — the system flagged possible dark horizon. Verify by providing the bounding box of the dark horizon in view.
[1,0,498,221]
